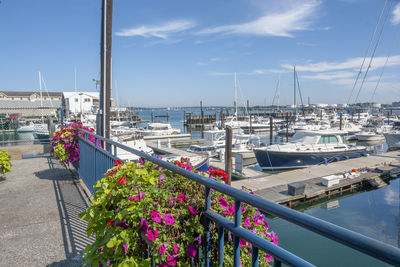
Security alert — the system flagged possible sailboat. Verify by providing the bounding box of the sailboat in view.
[33,71,50,141]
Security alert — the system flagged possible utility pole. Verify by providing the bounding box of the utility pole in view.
[97,0,113,142]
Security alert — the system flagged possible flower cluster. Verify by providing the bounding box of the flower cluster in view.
[80,157,277,266]
[0,150,11,176]
[50,122,97,164]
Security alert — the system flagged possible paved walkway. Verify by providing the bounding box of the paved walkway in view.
[0,157,94,267]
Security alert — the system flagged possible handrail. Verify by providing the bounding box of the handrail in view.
[77,128,400,266]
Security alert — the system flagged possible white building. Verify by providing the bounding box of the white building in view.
[63,92,99,115]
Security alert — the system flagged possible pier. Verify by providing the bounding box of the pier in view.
[232,150,400,205]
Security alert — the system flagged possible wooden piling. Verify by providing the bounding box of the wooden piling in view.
[225,126,233,185]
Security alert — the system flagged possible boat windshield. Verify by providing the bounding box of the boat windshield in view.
[289,132,319,144]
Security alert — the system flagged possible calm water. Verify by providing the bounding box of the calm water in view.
[267,178,400,266]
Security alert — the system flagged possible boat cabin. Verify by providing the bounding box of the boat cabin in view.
[290,130,346,145]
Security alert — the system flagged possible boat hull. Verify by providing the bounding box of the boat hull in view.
[384,133,400,150]
[254,148,367,170]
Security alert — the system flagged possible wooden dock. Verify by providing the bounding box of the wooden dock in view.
[231,150,400,205]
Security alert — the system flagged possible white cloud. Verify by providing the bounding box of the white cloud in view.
[196,0,321,37]
[282,55,400,72]
[391,3,400,25]
[115,20,196,39]
[302,71,355,80]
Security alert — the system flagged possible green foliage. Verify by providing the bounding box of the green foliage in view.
[80,159,277,266]
[0,150,11,175]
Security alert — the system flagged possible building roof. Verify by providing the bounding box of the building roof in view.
[0,91,62,97]
[63,92,99,99]
[0,100,61,109]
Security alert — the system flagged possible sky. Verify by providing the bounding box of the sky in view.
[1,0,400,107]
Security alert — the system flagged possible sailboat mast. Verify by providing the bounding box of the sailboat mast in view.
[234,72,238,117]
[38,71,44,123]
[277,76,280,111]
[74,67,77,92]
[293,65,296,117]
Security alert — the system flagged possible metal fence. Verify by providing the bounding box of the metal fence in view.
[75,128,400,266]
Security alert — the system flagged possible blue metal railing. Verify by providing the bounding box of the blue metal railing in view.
[75,128,400,266]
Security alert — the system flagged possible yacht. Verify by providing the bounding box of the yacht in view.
[16,122,35,133]
[112,136,154,162]
[384,121,400,150]
[253,130,367,170]
[136,122,180,136]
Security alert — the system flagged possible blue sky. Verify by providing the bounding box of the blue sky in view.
[1,0,400,107]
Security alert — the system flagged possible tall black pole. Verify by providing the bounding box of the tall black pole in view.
[294,65,297,117]
[97,0,113,141]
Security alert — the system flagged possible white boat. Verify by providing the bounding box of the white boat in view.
[136,122,180,136]
[383,121,400,150]
[355,131,385,141]
[113,137,154,162]
[16,122,35,133]
[254,130,367,170]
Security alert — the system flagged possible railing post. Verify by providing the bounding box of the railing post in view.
[252,247,259,267]
[233,199,241,267]
[204,187,211,267]
[218,225,224,266]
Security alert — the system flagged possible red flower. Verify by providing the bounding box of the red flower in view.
[108,219,115,227]
[351,169,357,173]
[114,159,123,166]
[117,176,128,186]
[177,194,185,203]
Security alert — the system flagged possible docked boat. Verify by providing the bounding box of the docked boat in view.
[16,122,35,133]
[383,121,400,150]
[136,122,180,136]
[355,131,385,141]
[254,130,367,170]
[113,137,154,162]
[33,123,50,141]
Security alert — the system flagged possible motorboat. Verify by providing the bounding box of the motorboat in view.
[136,122,180,136]
[384,121,400,150]
[113,136,154,162]
[355,131,385,141]
[253,130,367,170]
[16,122,35,133]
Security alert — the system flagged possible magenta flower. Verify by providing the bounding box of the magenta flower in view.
[241,207,246,213]
[163,213,175,225]
[270,231,279,245]
[98,246,104,252]
[140,218,149,233]
[244,217,252,227]
[158,243,167,255]
[169,197,174,205]
[217,197,229,209]
[240,238,247,247]
[99,261,103,267]
[222,204,235,216]
[185,164,193,171]
[263,219,270,229]
[265,254,272,262]
[195,235,202,245]
[188,205,198,215]
[186,244,197,258]
[151,210,162,223]
[159,174,166,182]
[116,221,130,229]
[156,264,167,267]
[128,188,145,201]
[173,244,179,254]
[147,228,159,241]
[121,243,128,254]
[167,255,177,266]
[177,194,185,203]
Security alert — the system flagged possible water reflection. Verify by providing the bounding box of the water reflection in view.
[267,178,400,266]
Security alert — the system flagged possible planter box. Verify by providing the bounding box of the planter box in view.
[322,175,342,187]
[288,182,305,196]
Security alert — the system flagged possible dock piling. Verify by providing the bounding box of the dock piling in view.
[225,126,233,185]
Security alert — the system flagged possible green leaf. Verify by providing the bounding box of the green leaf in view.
[106,236,117,248]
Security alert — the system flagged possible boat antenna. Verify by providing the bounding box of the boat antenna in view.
[38,71,44,123]
[40,74,54,108]
[354,0,393,104]
[295,69,305,117]
[74,67,77,92]
[234,72,238,118]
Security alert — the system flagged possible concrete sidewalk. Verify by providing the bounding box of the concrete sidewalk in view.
[0,157,94,267]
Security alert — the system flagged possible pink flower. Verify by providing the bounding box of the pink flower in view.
[167,256,178,266]
[163,213,175,225]
[151,210,162,223]
[147,228,159,241]
[188,206,198,215]
[121,243,128,254]
[169,197,174,205]
[116,221,130,229]
[158,243,167,255]
[195,235,202,245]
[128,189,145,201]
[177,194,185,203]
[140,218,149,233]
[265,254,272,262]
[186,244,197,258]
[263,219,270,229]
[173,244,179,254]
[240,238,247,247]
[222,204,235,216]
[270,231,279,245]
[244,217,252,227]
[241,207,246,213]
[217,196,229,209]
[159,174,166,182]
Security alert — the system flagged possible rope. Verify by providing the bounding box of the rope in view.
[354,0,394,104]
[346,0,388,105]
[370,25,400,102]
